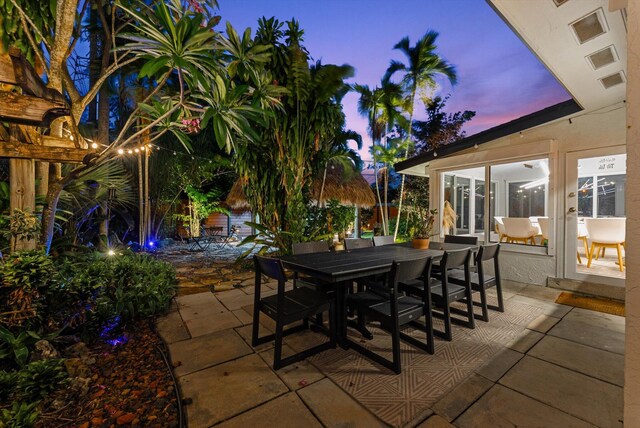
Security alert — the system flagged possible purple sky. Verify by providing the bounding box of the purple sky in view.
[218,0,571,162]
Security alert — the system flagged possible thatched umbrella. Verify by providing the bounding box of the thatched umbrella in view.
[225,168,375,211]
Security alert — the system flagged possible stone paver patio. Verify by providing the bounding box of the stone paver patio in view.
[156,275,624,427]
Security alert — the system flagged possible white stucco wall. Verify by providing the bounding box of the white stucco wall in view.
[624,0,640,422]
[425,102,626,287]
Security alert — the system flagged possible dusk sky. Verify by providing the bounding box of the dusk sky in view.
[218,0,571,164]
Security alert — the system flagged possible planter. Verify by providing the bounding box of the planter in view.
[412,238,430,249]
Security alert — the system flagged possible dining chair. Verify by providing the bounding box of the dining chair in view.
[447,244,503,322]
[405,249,474,341]
[347,256,435,374]
[585,218,626,272]
[502,217,538,244]
[444,234,478,245]
[252,255,336,370]
[292,240,332,325]
[344,238,373,250]
[373,235,395,246]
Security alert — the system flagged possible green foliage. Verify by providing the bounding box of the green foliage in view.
[0,401,39,428]
[2,210,40,252]
[0,0,55,63]
[14,359,67,402]
[0,326,41,368]
[1,250,55,291]
[413,95,475,153]
[308,200,355,239]
[0,370,18,401]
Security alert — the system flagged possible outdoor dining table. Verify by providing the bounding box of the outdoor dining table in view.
[280,244,449,350]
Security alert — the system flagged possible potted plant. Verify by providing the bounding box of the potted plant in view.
[411,207,437,249]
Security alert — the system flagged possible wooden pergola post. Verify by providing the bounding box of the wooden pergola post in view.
[9,158,36,250]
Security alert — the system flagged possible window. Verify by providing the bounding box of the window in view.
[490,159,549,246]
[577,154,626,218]
[442,167,485,238]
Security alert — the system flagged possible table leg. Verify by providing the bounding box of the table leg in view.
[335,281,349,349]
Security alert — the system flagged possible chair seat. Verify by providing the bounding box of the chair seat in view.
[347,290,387,307]
[429,279,467,302]
[261,287,332,322]
[370,295,425,325]
[447,269,495,289]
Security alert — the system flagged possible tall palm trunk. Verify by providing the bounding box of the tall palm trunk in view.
[393,93,416,240]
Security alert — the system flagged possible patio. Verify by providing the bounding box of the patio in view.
[156,277,624,427]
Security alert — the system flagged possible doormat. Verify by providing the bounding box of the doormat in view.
[555,292,625,317]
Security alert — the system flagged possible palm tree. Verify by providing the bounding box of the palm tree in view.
[385,30,457,239]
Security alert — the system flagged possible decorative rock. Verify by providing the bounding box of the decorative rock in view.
[32,339,60,361]
[65,358,92,378]
[116,412,136,425]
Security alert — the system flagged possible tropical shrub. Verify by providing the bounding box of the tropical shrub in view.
[0,401,39,428]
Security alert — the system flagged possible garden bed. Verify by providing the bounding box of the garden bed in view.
[37,321,180,428]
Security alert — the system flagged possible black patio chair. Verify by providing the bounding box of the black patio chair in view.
[402,249,474,341]
[447,243,503,321]
[344,238,373,250]
[251,255,336,370]
[347,256,435,374]
[444,234,479,245]
[292,240,333,326]
[373,235,395,246]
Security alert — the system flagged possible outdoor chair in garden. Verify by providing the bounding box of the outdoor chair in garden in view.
[292,241,333,326]
[373,235,395,246]
[251,255,336,370]
[347,256,435,374]
[447,243,503,322]
[403,249,474,341]
[344,238,373,250]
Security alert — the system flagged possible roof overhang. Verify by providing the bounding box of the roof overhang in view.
[487,0,627,111]
[395,99,582,175]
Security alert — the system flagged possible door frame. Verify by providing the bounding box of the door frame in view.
[565,145,626,287]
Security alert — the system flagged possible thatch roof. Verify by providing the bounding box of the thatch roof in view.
[225,168,375,211]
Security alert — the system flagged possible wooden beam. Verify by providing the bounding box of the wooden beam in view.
[0,91,70,127]
[9,158,36,251]
[0,143,89,163]
[0,48,65,102]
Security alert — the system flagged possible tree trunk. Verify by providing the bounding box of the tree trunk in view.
[98,202,109,250]
[138,153,144,245]
[393,94,416,240]
[39,0,80,252]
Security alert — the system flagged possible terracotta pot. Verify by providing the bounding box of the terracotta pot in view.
[412,238,430,249]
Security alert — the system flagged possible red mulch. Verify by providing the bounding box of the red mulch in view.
[38,321,180,428]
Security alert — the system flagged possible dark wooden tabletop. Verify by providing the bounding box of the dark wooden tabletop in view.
[280,244,445,283]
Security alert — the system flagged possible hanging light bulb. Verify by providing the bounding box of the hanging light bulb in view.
[128,149,133,154]
[117,149,124,155]
[91,142,98,149]
[134,148,140,153]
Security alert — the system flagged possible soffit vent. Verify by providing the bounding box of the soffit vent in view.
[553,0,569,6]
[571,9,607,44]
[599,71,625,89]
[587,45,618,70]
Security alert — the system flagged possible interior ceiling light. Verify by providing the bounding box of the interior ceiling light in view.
[553,0,569,6]
[571,9,607,44]
[600,71,625,89]
[587,45,618,70]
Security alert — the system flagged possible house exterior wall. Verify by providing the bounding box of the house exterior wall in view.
[427,103,625,286]
[625,0,640,420]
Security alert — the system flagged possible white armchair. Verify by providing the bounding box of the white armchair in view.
[585,218,626,272]
[494,216,507,242]
[537,217,549,242]
[502,217,538,245]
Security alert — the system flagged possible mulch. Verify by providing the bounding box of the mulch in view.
[37,321,181,428]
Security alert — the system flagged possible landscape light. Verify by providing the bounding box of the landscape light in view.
[108,250,115,256]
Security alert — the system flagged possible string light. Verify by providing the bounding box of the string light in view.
[117,149,124,155]
[127,150,133,154]
[91,143,98,149]
[134,148,140,153]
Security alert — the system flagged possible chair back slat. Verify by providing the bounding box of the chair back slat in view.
[292,240,330,255]
[254,255,286,282]
[373,235,395,246]
[344,238,373,250]
[441,249,471,270]
[478,243,500,262]
[444,234,478,245]
[392,257,432,283]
